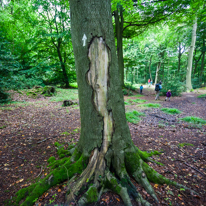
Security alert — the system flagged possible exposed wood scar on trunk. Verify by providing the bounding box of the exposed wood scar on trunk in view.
[88,37,113,157]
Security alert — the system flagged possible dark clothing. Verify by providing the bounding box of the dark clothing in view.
[166,92,172,97]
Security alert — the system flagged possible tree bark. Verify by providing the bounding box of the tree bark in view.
[114,5,124,87]
[200,38,205,83]
[186,18,197,91]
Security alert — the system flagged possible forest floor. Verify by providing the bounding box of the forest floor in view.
[0,87,206,206]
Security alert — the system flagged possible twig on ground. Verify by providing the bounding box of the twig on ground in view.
[175,159,206,176]
[37,136,57,144]
[37,166,43,177]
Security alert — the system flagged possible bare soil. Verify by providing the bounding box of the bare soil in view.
[0,88,205,206]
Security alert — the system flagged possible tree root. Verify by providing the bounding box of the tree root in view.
[11,145,197,206]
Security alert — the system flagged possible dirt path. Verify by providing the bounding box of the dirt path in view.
[0,89,205,206]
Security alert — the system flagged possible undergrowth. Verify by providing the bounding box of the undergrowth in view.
[126,110,145,124]
[161,108,182,115]
[50,88,78,102]
[141,103,161,108]
[180,116,206,124]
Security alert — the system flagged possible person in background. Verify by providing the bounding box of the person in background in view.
[151,80,153,85]
[140,85,143,94]
[148,79,151,87]
[155,82,162,100]
[165,90,172,101]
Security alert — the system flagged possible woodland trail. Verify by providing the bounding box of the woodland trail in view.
[0,88,205,206]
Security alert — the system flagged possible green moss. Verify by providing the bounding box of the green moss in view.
[86,186,98,203]
[105,176,121,194]
[47,156,56,164]
[54,142,72,158]
[142,162,171,185]
[11,146,87,206]
[125,151,141,174]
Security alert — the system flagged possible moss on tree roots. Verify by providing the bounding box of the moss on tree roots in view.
[9,142,194,206]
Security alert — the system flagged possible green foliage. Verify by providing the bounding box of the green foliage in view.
[161,108,182,115]
[141,103,161,108]
[161,78,186,96]
[178,143,194,147]
[126,110,145,124]
[180,116,206,124]
[124,82,136,91]
[122,88,128,95]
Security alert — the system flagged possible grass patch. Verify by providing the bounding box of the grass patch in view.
[124,101,131,105]
[0,107,14,111]
[161,108,182,115]
[141,103,161,108]
[197,94,206,98]
[133,94,143,97]
[125,98,147,105]
[178,143,194,147]
[126,110,145,124]
[50,88,78,102]
[180,116,206,124]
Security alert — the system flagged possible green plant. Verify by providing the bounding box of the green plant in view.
[197,94,206,98]
[122,89,128,95]
[49,194,57,204]
[161,108,181,115]
[178,143,194,147]
[158,123,165,128]
[141,103,161,108]
[0,125,6,129]
[126,110,145,124]
[180,116,206,124]
[61,131,70,136]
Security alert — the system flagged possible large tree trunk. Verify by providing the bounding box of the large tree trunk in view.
[186,18,197,91]
[13,1,193,205]
[114,5,124,87]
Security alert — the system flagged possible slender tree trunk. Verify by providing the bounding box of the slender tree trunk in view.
[155,62,161,85]
[200,39,205,84]
[57,45,69,88]
[114,5,124,87]
[186,18,197,91]
[148,55,153,82]
[178,42,181,73]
